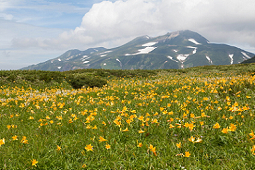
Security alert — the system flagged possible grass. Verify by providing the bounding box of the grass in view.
[1,64,255,169]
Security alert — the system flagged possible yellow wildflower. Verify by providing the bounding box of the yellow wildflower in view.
[184,151,191,157]
[0,138,5,147]
[56,145,61,151]
[99,136,107,142]
[176,142,181,148]
[105,144,111,150]
[213,123,221,129]
[85,144,93,152]
[31,159,38,166]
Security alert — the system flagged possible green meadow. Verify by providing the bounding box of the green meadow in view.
[1,64,255,169]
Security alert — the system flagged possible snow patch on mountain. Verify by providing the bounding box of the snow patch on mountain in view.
[125,47,157,56]
[58,58,61,62]
[188,39,201,45]
[206,56,213,64]
[83,61,90,64]
[142,42,157,47]
[116,58,122,68]
[81,56,90,60]
[177,54,189,62]
[173,49,178,53]
[101,51,112,54]
[167,56,178,62]
[187,46,197,54]
[136,47,157,54]
[177,54,189,69]
[229,54,234,64]
[100,54,107,57]
[58,67,61,69]
[66,56,74,60]
[241,52,251,59]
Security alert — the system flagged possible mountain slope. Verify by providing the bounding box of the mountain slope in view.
[22,30,254,71]
[241,55,255,64]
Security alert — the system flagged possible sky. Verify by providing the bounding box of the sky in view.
[1,0,255,70]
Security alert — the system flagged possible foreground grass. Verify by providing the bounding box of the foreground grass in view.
[1,65,255,169]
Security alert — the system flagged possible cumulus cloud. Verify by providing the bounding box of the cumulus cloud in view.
[11,0,255,51]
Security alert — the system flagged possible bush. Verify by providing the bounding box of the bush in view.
[66,75,107,89]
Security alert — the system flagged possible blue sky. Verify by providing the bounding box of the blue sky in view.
[1,0,255,70]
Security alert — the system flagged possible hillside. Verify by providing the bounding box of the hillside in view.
[1,63,255,169]
[21,30,254,71]
[242,55,255,64]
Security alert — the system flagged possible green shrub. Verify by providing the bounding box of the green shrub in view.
[66,75,107,89]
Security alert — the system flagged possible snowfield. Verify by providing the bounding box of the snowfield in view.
[177,54,189,62]
[142,42,157,47]
[188,39,201,45]
[206,56,213,64]
[125,47,157,56]
[167,56,178,62]
[229,54,234,64]
[241,52,251,59]
[187,46,197,54]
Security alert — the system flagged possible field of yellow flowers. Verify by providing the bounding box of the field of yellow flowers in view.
[1,67,255,169]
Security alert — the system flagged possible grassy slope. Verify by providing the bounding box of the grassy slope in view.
[1,63,255,169]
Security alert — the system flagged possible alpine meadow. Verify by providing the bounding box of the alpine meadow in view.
[1,64,255,169]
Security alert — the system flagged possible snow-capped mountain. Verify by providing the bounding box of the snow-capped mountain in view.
[22,30,254,71]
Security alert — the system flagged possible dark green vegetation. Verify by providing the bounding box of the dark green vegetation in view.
[0,69,158,89]
[242,55,255,64]
[21,30,254,71]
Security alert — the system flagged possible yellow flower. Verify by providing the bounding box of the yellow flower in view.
[85,144,93,151]
[0,138,5,147]
[188,136,195,143]
[213,123,221,129]
[229,123,237,132]
[195,137,202,143]
[184,151,191,157]
[99,136,107,142]
[102,121,106,126]
[12,135,18,141]
[28,116,34,120]
[105,144,111,150]
[138,129,145,134]
[149,144,157,156]
[113,119,121,127]
[185,123,195,131]
[82,164,87,168]
[137,142,143,147]
[169,124,175,128]
[31,159,38,166]
[122,127,129,132]
[21,136,28,144]
[222,128,229,134]
[7,125,11,130]
[251,145,255,154]
[56,145,61,151]
[176,142,181,148]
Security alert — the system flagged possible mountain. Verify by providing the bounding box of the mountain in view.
[22,30,254,71]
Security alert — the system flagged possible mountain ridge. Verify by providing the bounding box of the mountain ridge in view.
[21,30,254,71]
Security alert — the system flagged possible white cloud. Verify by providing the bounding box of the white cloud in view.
[14,0,255,50]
